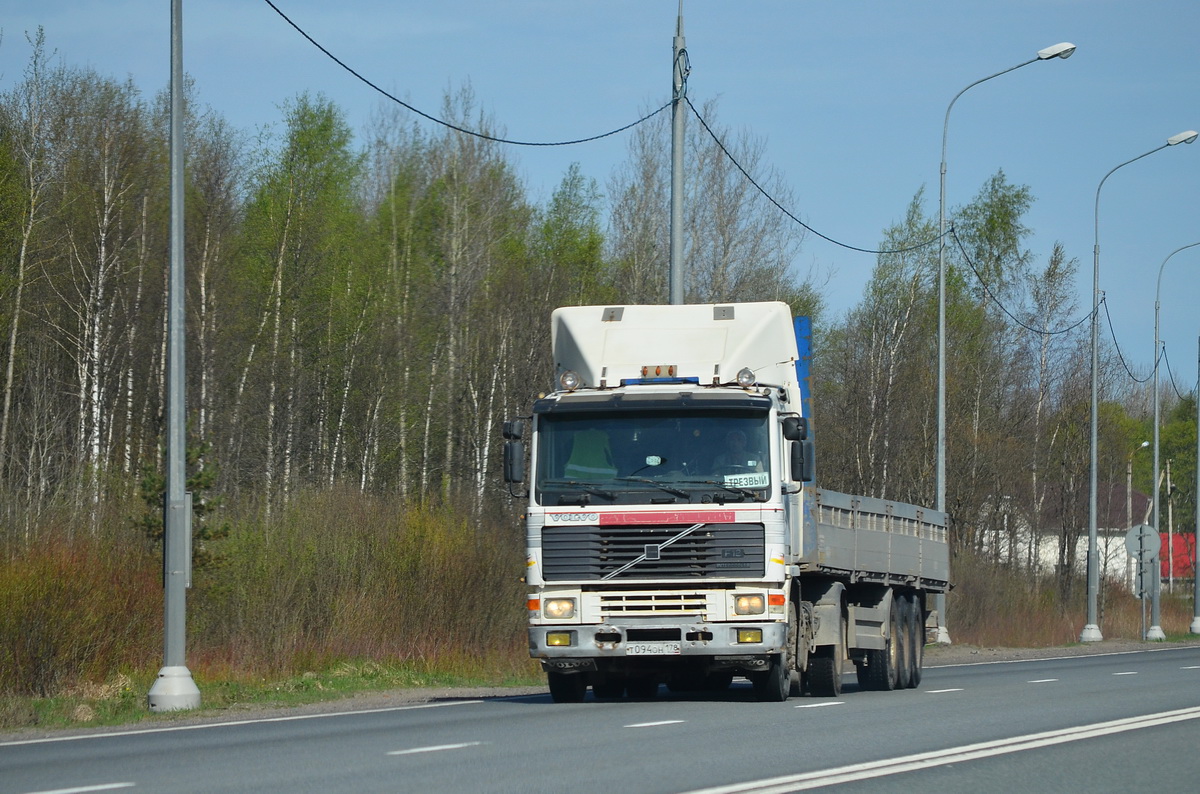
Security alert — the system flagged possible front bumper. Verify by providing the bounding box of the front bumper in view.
[530,621,787,665]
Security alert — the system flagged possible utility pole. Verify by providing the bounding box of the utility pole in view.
[668,0,688,305]
[148,0,200,711]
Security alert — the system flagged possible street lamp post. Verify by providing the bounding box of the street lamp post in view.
[1151,241,1200,639]
[1127,440,1149,635]
[936,42,1074,643]
[1083,130,1198,643]
[1193,338,1200,635]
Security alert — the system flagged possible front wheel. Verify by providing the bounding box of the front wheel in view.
[547,672,587,703]
[751,654,789,702]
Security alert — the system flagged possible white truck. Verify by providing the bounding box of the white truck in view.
[503,302,950,702]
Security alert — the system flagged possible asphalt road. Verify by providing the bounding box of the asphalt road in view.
[3,646,1199,793]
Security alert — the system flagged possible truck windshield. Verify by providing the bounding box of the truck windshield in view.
[535,409,771,505]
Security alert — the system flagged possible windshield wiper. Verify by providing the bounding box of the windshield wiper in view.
[541,479,617,500]
[679,479,768,502]
[614,477,690,499]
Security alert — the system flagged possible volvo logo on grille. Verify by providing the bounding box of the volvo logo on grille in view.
[644,544,661,560]
[547,512,599,523]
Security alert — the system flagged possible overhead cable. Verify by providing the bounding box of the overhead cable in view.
[686,96,944,256]
[262,0,670,146]
[948,227,1093,338]
[1100,299,1153,384]
[1160,346,1189,401]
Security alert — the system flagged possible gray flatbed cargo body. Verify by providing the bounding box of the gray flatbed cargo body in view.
[802,488,950,591]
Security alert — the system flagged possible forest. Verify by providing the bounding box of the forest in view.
[1,32,1196,701]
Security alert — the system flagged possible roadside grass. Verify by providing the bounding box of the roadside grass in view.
[0,658,543,732]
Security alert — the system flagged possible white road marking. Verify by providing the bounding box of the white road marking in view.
[1181,665,1200,669]
[388,741,485,756]
[1027,679,1058,683]
[925,688,963,693]
[794,702,844,709]
[926,644,1197,669]
[624,720,685,728]
[0,700,484,747]
[1112,672,1138,676]
[22,784,135,794]
[681,706,1200,794]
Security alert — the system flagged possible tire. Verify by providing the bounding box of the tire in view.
[808,606,845,697]
[858,597,901,691]
[907,595,925,689]
[895,593,912,690]
[547,672,587,703]
[752,654,789,702]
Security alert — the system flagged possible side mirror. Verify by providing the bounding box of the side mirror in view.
[790,439,814,483]
[503,419,525,440]
[504,440,525,483]
[782,416,808,441]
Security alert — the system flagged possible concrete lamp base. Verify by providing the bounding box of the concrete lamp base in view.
[148,665,201,712]
[1079,624,1103,642]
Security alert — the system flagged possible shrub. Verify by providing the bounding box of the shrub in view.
[0,540,160,696]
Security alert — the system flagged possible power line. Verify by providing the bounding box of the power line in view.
[1161,345,1190,401]
[1100,298,1153,384]
[948,227,1093,338]
[685,96,944,256]
[262,0,670,146]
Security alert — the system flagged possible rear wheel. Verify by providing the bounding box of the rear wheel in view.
[704,672,734,691]
[625,676,658,699]
[858,597,901,691]
[907,595,925,689]
[547,672,587,703]
[895,593,912,690]
[591,674,625,699]
[808,606,844,697]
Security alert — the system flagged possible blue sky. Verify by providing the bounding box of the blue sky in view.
[3,1,1198,392]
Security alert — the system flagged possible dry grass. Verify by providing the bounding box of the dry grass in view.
[946,549,1197,645]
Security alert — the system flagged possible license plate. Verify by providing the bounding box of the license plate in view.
[625,641,681,656]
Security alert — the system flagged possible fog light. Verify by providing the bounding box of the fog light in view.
[737,629,763,644]
[544,598,576,619]
[546,632,574,647]
[734,593,766,615]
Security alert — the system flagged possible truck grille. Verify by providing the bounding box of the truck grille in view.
[599,592,709,618]
[541,523,764,580]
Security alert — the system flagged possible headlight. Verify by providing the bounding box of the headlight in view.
[734,593,766,615]
[544,598,577,619]
[546,631,574,647]
[737,629,764,644]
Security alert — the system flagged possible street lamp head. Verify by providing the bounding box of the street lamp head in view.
[1140,440,1150,449]
[1167,130,1199,146]
[1037,42,1076,60]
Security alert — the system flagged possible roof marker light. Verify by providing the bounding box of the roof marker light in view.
[559,370,582,391]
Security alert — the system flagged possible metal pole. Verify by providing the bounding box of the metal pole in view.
[1149,241,1200,639]
[1193,335,1200,634]
[1084,143,1172,643]
[148,0,200,711]
[934,46,1072,645]
[668,1,687,305]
